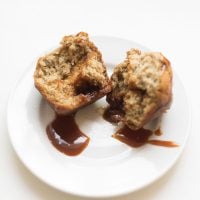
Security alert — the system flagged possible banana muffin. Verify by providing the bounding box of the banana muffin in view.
[107,49,172,130]
[34,32,111,114]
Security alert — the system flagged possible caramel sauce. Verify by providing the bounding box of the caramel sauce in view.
[155,128,162,136]
[46,109,178,156]
[148,140,179,147]
[46,114,89,156]
[113,126,178,148]
[103,106,123,123]
[113,126,153,147]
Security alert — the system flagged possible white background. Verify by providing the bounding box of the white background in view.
[0,0,200,199]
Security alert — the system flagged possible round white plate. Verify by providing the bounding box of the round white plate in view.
[7,36,191,198]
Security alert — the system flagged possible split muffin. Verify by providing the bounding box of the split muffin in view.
[107,49,172,130]
[34,32,111,114]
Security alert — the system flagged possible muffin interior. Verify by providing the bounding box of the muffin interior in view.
[107,49,169,129]
[34,32,111,112]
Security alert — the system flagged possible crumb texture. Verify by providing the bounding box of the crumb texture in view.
[107,49,172,129]
[34,32,111,114]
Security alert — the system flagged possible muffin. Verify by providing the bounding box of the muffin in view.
[107,49,172,130]
[34,32,111,114]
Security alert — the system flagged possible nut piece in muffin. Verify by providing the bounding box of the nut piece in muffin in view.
[34,32,111,114]
[107,49,172,130]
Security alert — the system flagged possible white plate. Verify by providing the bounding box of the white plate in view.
[7,36,191,198]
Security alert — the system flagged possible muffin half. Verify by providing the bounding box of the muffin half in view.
[107,49,172,130]
[34,32,111,114]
